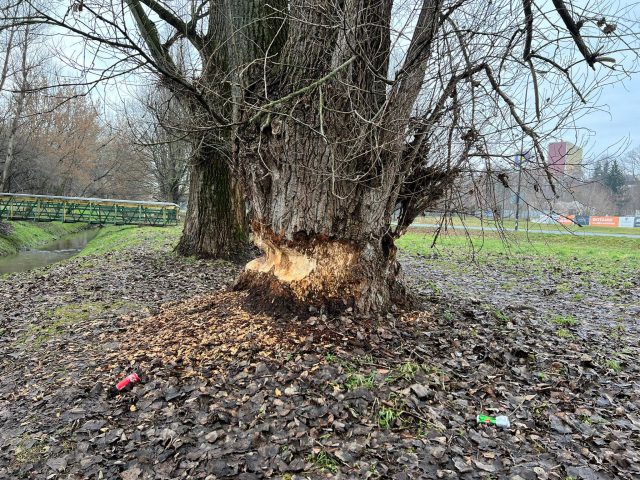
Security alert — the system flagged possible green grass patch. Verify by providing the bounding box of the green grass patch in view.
[376,394,408,429]
[17,300,137,347]
[398,230,640,266]
[79,225,182,257]
[384,361,422,384]
[551,315,579,326]
[0,221,89,256]
[397,361,420,380]
[555,328,573,339]
[12,434,47,466]
[378,406,402,429]
[306,451,339,473]
[605,359,623,373]
[493,309,510,325]
[344,372,376,391]
[397,230,640,288]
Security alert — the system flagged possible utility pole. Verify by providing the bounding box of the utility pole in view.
[514,153,524,231]
[514,84,529,232]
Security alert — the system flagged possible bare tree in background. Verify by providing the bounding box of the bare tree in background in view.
[622,146,640,182]
[7,0,639,311]
[127,86,190,204]
[0,17,15,97]
[1,21,31,191]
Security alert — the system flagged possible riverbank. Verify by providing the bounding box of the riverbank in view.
[0,221,89,256]
[0,227,638,479]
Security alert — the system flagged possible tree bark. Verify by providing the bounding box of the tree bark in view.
[234,109,407,312]
[233,0,407,313]
[176,134,248,258]
[1,106,23,192]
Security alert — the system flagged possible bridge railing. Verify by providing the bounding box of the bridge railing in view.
[0,193,180,226]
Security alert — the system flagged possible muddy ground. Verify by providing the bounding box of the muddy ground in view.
[0,237,638,479]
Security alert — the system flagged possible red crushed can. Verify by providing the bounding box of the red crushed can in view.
[108,372,141,397]
[116,373,140,391]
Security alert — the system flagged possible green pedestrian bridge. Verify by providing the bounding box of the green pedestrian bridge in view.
[0,193,179,226]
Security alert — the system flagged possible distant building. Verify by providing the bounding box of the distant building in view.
[549,141,583,178]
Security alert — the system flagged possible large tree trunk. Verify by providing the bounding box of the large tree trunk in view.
[176,135,248,258]
[233,0,408,313]
[234,111,406,312]
[229,0,427,313]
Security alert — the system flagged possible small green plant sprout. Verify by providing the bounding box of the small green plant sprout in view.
[551,315,578,326]
[607,321,626,341]
[377,394,407,429]
[398,361,420,380]
[493,309,509,324]
[378,406,402,429]
[385,361,421,383]
[605,359,623,373]
[579,413,593,424]
[344,371,376,391]
[362,353,374,365]
[325,352,336,363]
[555,328,573,339]
[306,450,339,473]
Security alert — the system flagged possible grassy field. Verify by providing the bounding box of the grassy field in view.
[78,225,183,257]
[0,221,89,256]
[82,224,639,275]
[397,228,640,287]
[414,215,640,235]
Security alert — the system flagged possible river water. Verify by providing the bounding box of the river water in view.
[0,229,99,275]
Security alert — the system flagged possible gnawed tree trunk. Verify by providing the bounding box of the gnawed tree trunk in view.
[233,107,409,311]
[236,224,404,312]
[233,0,440,312]
[176,134,247,258]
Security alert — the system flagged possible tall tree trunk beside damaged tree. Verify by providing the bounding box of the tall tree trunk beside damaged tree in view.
[16,0,638,310]
[125,0,248,258]
[176,130,248,258]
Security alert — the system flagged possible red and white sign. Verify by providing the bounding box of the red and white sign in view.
[589,216,619,227]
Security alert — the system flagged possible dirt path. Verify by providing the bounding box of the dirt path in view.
[0,243,638,479]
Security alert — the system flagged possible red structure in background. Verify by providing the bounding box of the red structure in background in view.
[548,142,567,174]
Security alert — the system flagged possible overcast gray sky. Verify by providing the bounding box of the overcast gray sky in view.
[580,73,640,157]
